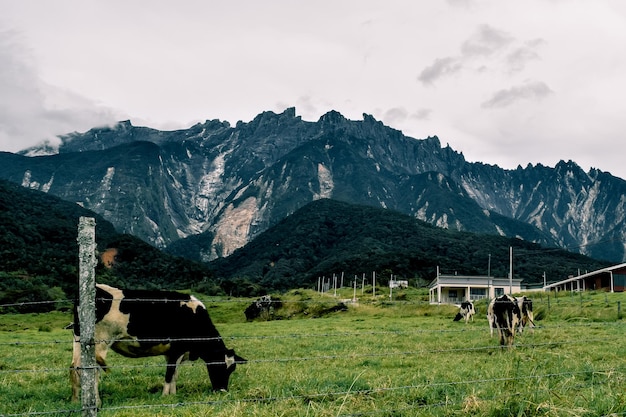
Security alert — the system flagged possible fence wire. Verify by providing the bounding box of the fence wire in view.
[2,294,626,416]
[1,367,625,417]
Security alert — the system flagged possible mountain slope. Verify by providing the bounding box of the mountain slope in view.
[199,199,610,293]
[3,107,625,262]
[0,179,216,311]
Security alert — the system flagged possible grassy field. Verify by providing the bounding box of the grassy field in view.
[1,288,626,416]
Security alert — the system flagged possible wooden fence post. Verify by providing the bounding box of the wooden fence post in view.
[77,217,98,417]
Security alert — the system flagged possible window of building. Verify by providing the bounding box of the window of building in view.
[494,287,504,296]
[448,290,458,299]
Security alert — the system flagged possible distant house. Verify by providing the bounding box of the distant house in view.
[429,272,522,305]
[544,263,626,293]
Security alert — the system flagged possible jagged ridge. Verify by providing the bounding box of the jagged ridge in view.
[2,107,625,262]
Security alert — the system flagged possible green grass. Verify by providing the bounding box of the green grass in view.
[2,288,626,416]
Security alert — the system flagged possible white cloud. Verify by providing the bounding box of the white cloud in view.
[460,24,514,57]
[481,81,554,108]
[0,29,121,152]
[418,24,545,85]
[418,57,464,85]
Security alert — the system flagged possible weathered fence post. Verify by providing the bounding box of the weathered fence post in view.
[77,217,98,417]
[580,291,583,310]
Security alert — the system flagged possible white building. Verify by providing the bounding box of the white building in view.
[428,272,522,305]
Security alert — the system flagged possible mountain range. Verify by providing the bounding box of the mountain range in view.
[1,107,625,262]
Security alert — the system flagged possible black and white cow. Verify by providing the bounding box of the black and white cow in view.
[244,295,282,321]
[453,300,476,323]
[70,284,246,405]
[487,294,521,347]
[516,296,535,333]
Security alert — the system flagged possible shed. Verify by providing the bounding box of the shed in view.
[543,263,626,293]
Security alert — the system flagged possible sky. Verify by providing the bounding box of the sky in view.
[1,0,626,179]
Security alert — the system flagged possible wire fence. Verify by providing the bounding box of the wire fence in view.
[2,293,626,416]
[0,296,626,416]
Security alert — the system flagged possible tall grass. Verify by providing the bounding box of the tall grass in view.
[1,288,626,416]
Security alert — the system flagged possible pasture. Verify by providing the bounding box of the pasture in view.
[1,288,626,416]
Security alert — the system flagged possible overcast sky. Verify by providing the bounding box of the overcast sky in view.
[1,1,626,179]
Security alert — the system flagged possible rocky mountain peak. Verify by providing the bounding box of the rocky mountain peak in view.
[1,108,625,263]
[318,109,348,126]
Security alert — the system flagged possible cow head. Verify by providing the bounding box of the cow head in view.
[205,348,247,391]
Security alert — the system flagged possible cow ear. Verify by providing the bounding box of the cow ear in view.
[225,354,235,369]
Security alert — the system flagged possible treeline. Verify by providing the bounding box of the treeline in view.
[207,199,611,295]
[0,180,219,312]
[0,179,613,310]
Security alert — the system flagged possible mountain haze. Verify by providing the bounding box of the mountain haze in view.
[2,108,624,262]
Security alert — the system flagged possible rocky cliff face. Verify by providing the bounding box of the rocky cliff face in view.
[3,107,625,262]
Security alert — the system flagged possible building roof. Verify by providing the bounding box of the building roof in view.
[543,263,626,290]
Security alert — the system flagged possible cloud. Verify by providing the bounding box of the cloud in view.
[0,29,121,152]
[460,24,514,57]
[418,25,544,85]
[379,107,432,128]
[505,39,545,72]
[412,108,432,120]
[481,80,554,109]
[418,57,463,85]
[382,107,409,125]
[446,0,475,8]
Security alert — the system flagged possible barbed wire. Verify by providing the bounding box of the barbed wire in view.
[2,367,623,417]
[0,332,621,377]
[1,287,620,310]
[2,293,626,415]
[1,319,625,349]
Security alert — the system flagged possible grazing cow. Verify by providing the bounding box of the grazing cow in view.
[453,300,476,323]
[70,284,246,405]
[487,294,521,347]
[516,296,535,333]
[244,295,282,321]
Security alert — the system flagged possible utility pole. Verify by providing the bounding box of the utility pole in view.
[509,246,513,295]
[372,271,376,298]
[488,253,491,299]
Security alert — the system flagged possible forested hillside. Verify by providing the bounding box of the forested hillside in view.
[0,179,613,308]
[199,199,611,295]
[0,180,216,312]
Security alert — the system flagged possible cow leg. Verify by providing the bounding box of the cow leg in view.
[496,326,505,346]
[503,331,514,347]
[163,354,186,395]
